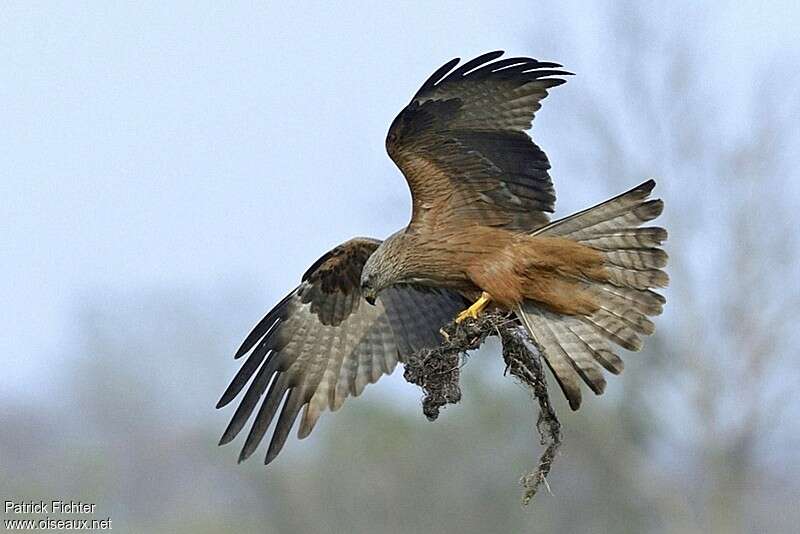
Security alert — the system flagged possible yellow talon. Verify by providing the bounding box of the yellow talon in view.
[455,292,492,323]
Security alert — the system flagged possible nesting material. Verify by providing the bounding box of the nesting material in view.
[403,310,563,505]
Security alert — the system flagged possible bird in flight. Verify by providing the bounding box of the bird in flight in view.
[217,51,668,466]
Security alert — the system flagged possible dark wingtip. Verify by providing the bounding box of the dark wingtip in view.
[238,445,255,464]
[234,293,295,359]
[416,56,461,96]
[592,378,607,395]
[264,446,280,466]
[218,430,234,447]
[641,199,665,221]
[568,393,582,411]
[234,337,257,361]
[216,377,245,409]
[472,49,505,60]
[234,320,270,359]
[544,78,568,89]
[449,51,506,79]
[216,375,246,409]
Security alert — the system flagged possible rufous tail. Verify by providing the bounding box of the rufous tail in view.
[516,180,668,409]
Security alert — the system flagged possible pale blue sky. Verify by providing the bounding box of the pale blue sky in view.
[2,1,798,400]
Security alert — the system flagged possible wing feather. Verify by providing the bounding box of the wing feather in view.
[218,238,466,465]
[387,51,571,231]
[239,374,288,462]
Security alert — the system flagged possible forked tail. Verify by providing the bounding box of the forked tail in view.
[516,180,668,409]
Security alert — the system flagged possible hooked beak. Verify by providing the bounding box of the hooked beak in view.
[362,286,377,306]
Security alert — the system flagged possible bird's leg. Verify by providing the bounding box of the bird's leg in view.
[455,292,492,323]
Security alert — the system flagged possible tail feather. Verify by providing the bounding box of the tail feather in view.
[561,200,663,239]
[546,319,607,395]
[517,307,589,408]
[597,302,655,335]
[535,179,659,237]
[604,248,668,270]
[595,283,665,316]
[582,309,643,351]
[604,264,669,290]
[516,180,667,409]
[562,319,624,374]
[578,227,667,250]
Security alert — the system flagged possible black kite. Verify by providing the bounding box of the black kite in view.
[217,51,668,465]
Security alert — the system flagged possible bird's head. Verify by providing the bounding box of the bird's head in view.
[360,272,379,306]
[360,232,407,305]
[360,252,390,306]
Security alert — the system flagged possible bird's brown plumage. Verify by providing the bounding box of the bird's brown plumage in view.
[218,237,467,464]
[386,51,566,231]
[218,51,668,465]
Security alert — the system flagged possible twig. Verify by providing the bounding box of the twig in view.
[403,310,562,505]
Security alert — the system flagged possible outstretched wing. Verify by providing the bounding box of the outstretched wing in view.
[217,237,466,465]
[387,50,571,231]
